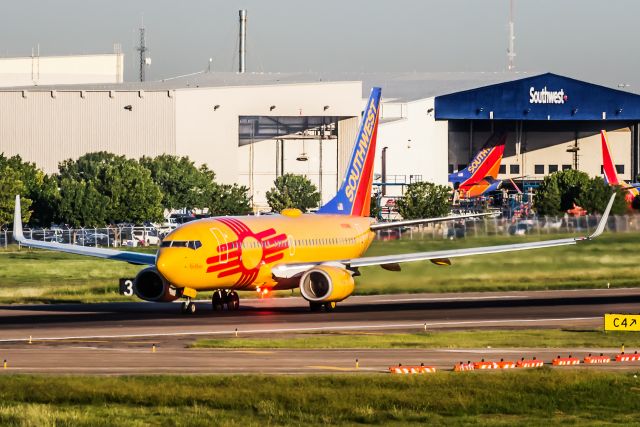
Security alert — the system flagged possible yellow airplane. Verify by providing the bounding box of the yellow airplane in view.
[13,87,615,314]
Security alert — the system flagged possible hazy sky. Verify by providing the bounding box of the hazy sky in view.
[1,1,638,88]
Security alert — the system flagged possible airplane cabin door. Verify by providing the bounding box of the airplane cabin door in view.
[209,227,229,264]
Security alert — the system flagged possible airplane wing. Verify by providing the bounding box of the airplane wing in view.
[12,196,156,266]
[370,212,496,231]
[272,194,615,277]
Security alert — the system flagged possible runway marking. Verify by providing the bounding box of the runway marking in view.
[231,350,274,355]
[0,316,600,343]
[374,296,528,303]
[307,365,354,371]
[68,346,158,353]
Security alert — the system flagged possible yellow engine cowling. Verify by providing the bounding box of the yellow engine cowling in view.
[299,266,355,303]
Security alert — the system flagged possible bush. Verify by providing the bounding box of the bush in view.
[535,170,628,216]
[395,182,451,220]
[266,174,321,213]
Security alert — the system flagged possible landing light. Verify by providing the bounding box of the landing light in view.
[256,287,270,298]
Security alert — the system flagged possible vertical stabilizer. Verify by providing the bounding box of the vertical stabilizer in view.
[317,87,381,216]
[13,195,24,242]
[601,130,620,185]
[449,133,507,187]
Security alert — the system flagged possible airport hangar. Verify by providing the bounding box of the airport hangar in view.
[2,71,640,210]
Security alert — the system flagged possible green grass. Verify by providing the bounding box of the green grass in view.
[0,247,147,303]
[1,372,640,426]
[357,232,640,294]
[191,329,638,350]
[1,232,639,303]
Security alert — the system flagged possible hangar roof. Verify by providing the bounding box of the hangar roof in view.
[434,73,640,121]
[2,71,532,101]
[5,71,637,107]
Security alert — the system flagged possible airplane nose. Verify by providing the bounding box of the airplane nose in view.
[156,251,170,275]
[156,250,183,284]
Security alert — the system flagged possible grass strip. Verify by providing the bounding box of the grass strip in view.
[191,329,639,350]
[1,372,640,426]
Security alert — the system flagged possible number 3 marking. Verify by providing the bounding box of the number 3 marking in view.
[123,280,134,296]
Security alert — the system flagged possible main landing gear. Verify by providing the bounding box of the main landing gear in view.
[309,301,337,312]
[211,290,240,312]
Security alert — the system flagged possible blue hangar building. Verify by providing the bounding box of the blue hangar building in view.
[359,71,640,191]
[435,72,640,183]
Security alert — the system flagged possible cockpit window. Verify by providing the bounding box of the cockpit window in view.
[188,240,202,250]
[160,240,202,250]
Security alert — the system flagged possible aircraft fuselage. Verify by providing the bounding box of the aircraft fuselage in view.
[157,212,375,291]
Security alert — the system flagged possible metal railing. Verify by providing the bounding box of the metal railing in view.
[375,214,639,240]
[1,214,638,248]
[0,226,166,249]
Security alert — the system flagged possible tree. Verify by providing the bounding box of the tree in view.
[0,154,57,226]
[0,165,31,227]
[266,174,321,213]
[140,155,216,210]
[535,170,591,216]
[576,177,628,215]
[533,176,562,216]
[369,194,382,219]
[207,183,252,216]
[58,152,163,224]
[395,181,451,220]
[56,178,109,227]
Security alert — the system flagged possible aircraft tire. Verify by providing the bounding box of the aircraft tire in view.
[227,291,240,311]
[211,290,226,311]
[182,301,196,315]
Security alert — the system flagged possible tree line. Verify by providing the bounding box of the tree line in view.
[0,152,252,228]
[0,151,627,229]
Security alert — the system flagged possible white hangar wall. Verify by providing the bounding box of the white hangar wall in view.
[0,54,124,87]
[173,81,362,209]
[0,89,176,173]
[375,97,449,197]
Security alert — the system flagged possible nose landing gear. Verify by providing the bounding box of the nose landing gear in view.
[211,290,240,312]
[181,299,196,314]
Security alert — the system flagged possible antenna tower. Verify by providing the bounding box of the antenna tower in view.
[507,0,516,71]
[137,25,149,82]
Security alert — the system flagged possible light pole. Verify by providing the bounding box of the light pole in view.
[381,146,388,196]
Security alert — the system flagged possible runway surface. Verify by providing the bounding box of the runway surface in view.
[0,288,639,374]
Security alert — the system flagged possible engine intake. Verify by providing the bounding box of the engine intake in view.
[299,266,354,303]
[134,267,180,302]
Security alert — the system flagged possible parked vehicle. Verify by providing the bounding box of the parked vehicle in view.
[76,232,109,246]
[132,229,160,246]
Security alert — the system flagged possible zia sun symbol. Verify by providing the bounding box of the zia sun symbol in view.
[206,217,289,288]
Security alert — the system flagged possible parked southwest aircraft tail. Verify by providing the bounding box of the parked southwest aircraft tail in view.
[13,88,615,314]
[601,130,640,203]
[449,133,507,198]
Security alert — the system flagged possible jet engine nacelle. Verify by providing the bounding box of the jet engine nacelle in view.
[299,266,355,303]
[134,267,180,302]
